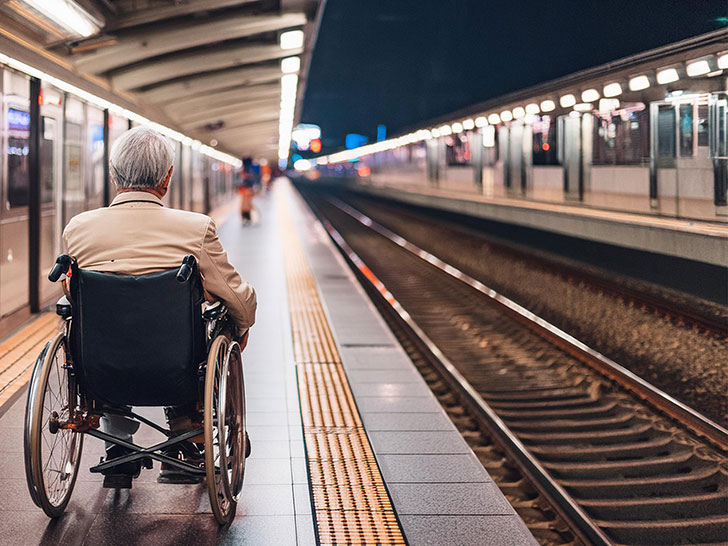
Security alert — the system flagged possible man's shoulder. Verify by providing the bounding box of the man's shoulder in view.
[64,206,212,238]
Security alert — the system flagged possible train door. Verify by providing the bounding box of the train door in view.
[63,96,85,225]
[650,96,713,217]
[650,102,677,212]
[558,113,592,201]
[0,69,31,317]
[709,93,728,214]
[39,85,63,304]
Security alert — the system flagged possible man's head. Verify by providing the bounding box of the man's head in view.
[109,126,175,195]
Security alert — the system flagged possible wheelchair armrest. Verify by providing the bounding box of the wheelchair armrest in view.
[202,301,227,321]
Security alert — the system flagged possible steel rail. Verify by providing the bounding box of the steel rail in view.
[309,200,613,546]
[326,196,728,452]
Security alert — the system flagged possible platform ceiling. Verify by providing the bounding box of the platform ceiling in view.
[0,0,323,158]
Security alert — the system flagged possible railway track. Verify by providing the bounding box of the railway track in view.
[337,191,728,339]
[302,190,728,546]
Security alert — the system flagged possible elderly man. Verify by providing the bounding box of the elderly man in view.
[63,126,256,488]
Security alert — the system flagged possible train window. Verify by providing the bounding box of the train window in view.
[7,107,30,208]
[593,106,649,165]
[532,116,559,165]
[86,106,105,208]
[40,116,56,204]
[446,133,471,165]
[679,104,694,157]
[697,104,709,147]
[657,105,676,158]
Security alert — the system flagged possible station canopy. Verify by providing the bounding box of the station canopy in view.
[0,0,323,159]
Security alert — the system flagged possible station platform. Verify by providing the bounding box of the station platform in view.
[0,180,535,545]
[340,179,728,269]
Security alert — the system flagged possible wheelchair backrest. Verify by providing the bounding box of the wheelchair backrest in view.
[70,265,206,407]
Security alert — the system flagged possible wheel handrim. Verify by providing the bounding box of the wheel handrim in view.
[31,335,83,515]
[205,336,235,523]
[219,343,244,500]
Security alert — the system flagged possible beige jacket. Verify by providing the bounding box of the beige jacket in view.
[62,191,256,330]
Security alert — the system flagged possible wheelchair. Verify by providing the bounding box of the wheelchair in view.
[23,254,246,525]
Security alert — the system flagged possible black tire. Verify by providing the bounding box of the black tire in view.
[205,336,245,524]
[27,332,83,517]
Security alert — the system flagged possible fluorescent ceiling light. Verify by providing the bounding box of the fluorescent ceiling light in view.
[599,98,620,112]
[603,82,622,97]
[280,29,304,50]
[24,0,100,37]
[500,110,513,122]
[431,128,441,138]
[439,124,452,136]
[451,122,463,133]
[474,116,487,127]
[686,59,710,77]
[560,94,576,108]
[718,54,728,70]
[525,103,540,114]
[540,99,556,112]
[512,106,525,119]
[281,56,301,73]
[629,74,650,91]
[581,88,600,102]
[488,113,501,125]
[574,103,592,112]
[656,68,679,84]
[462,119,475,130]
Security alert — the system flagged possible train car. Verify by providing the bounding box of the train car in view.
[317,30,728,224]
[0,62,240,330]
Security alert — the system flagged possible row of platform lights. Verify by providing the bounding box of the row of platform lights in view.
[0,53,242,167]
[278,30,305,168]
[312,52,728,168]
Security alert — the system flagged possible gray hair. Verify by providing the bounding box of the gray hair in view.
[109,126,175,189]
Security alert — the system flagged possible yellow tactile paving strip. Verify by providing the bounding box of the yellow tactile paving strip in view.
[277,188,406,545]
[0,313,57,409]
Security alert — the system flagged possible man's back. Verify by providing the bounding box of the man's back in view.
[64,191,256,330]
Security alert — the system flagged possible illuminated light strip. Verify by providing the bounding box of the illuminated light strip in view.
[0,52,241,167]
[314,54,719,166]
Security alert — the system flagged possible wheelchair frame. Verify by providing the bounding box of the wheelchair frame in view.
[23,254,246,525]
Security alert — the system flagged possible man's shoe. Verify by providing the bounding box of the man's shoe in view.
[157,443,204,484]
[101,446,141,489]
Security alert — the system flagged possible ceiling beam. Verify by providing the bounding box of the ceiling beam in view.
[138,64,281,104]
[181,110,279,131]
[172,98,280,125]
[111,44,302,91]
[75,13,306,74]
[163,83,279,116]
[105,0,258,30]
[207,120,279,139]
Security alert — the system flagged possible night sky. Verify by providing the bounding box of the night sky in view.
[300,0,727,152]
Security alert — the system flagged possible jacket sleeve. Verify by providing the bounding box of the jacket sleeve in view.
[199,218,257,330]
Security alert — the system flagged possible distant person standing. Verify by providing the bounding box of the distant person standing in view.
[239,158,256,224]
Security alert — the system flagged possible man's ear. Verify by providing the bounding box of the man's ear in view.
[161,166,173,193]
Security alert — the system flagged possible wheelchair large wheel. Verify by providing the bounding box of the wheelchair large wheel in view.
[205,336,246,525]
[27,332,84,517]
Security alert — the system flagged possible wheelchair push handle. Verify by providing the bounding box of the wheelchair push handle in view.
[176,255,197,283]
[49,254,73,282]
